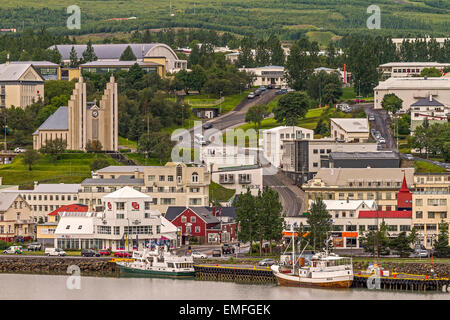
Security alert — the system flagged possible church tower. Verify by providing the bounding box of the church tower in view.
[67,76,87,150]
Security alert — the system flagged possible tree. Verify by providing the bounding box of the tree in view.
[245,104,269,131]
[306,198,332,252]
[433,221,450,258]
[40,138,67,163]
[81,40,97,63]
[267,34,285,66]
[381,93,403,115]
[389,231,414,257]
[90,158,110,171]
[420,67,442,77]
[138,132,174,164]
[285,41,314,91]
[235,189,258,254]
[22,149,40,171]
[120,45,137,61]
[273,91,310,126]
[69,46,79,68]
[359,220,390,257]
[260,187,284,254]
[85,140,103,153]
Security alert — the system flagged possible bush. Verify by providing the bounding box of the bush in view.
[90,158,110,171]
[119,148,131,153]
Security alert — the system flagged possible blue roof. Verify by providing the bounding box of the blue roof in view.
[34,106,68,134]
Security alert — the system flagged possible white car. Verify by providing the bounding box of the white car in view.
[368,115,375,121]
[3,246,23,254]
[191,251,207,259]
[378,138,386,144]
[14,147,26,153]
[45,248,66,256]
[405,154,414,161]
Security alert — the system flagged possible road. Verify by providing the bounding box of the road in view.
[263,173,304,217]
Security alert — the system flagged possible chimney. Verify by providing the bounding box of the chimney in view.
[429,94,432,102]
[134,168,139,179]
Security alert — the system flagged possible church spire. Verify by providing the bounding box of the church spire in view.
[399,171,409,192]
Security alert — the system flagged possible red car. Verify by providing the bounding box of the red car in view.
[113,251,132,258]
[99,250,111,256]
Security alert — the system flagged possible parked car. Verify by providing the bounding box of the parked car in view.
[45,248,66,256]
[14,147,26,153]
[254,89,262,96]
[275,90,283,95]
[258,258,276,266]
[222,243,235,255]
[354,99,366,103]
[212,249,222,257]
[202,122,213,130]
[81,249,100,257]
[113,251,132,258]
[378,137,386,144]
[415,249,429,258]
[259,85,266,91]
[368,115,375,121]
[405,154,414,161]
[267,84,273,89]
[3,246,23,254]
[27,242,42,251]
[99,249,111,256]
[191,250,207,259]
[247,92,255,99]
[377,144,383,151]
[274,84,281,89]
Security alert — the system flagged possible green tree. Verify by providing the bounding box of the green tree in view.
[420,67,442,77]
[306,198,332,252]
[40,138,67,163]
[69,46,79,68]
[389,231,414,257]
[285,41,314,91]
[273,91,310,126]
[382,93,403,115]
[22,149,40,171]
[90,158,110,171]
[138,132,174,164]
[85,140,103,153]
[245,104,269,131]
[81,40,97,63]
[120,45,137,61]
[433,221,450,258]
[235,189,259,254]
[359,220,390,257]
[260,187,284,254]
[267,34,285,66]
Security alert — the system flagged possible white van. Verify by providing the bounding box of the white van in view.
[194,134,207,145]
[45,248,67,256]
[2,246,23,254]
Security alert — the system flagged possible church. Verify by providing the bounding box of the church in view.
[33,76,118,152]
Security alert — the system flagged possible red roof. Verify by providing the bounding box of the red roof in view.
[358,211,412,219]
[48,204,88,216]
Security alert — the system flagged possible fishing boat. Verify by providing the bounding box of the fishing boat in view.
[271,229,353,288]
[116,246,195,278]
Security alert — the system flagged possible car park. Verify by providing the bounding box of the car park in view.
[191,251,207,259]
[212,249,222,257]
[258,258,276,266]
[81,249,100,257]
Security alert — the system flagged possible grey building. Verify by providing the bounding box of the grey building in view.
[329,151,400,169]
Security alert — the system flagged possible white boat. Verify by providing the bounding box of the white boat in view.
[116,246,195,278]
[271,230,353,288]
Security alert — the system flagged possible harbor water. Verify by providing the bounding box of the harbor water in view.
[0,274,449,300]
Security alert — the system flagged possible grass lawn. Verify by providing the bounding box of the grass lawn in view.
[0,153,118,188]
[209,181,236,203]
[118,136,138,149]
[414,160,446,173]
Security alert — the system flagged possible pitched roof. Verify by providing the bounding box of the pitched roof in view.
[0,192,21,211]
[411,97,444,107]
[33,106,68,134]
[103,186,150,199]
[320,200,377,211]
[164,206,220,224]
[331,118,369,133]
[48,204,88,216]
[0,63,43,82]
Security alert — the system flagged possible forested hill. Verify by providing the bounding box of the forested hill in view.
[0,0,449,41]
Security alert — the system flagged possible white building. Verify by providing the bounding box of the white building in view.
[1,183,81,223]
[379,62,450,80]
[239,66,286,87]
[330,118,370,143]
[212,164,263,197]
[200,146,256,169]
[410,95,448,132]
[262,126,314,168]
[54,187,178,250]
[374,77,450,111]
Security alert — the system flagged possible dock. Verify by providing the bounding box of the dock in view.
[194,264,450,292]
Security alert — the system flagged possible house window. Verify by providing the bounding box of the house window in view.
[148,175,155,182]
[116,202,125,210]
[192,172,199,183]
[195,226,200,233]
[189,198,202,205]
[181,216,187,223]
[145,202,151,210]
[190,216,196,223]
[416,211,423,219]
[168,175,174,182]
[159,175,165,182]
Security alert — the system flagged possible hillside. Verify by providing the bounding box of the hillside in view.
[0,0,449,40]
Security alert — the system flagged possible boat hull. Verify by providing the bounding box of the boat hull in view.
[274,272,353,289]
[117,264,195,278]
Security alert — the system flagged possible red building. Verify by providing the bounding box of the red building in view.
[165,206,237,245]
[48,204,88,220]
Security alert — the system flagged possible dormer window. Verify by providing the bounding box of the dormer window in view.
[192,172,199,183]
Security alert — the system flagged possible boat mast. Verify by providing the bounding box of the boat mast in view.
[291,225,295,274]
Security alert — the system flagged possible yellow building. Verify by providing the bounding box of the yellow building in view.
[0,193,34,241]
[0,62,44,109]
[412,172,450,249]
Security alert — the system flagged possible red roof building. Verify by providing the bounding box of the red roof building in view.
[48,204,88,216]
[397,173,412,211]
